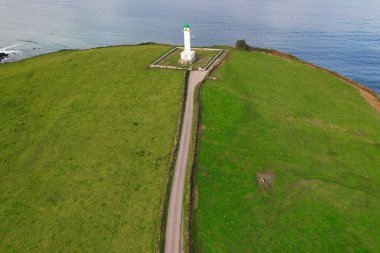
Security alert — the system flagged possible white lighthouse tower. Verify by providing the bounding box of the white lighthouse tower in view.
[180,22,195,63]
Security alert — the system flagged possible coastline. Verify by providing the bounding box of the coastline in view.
[249,47,380,113]
[0,52,9,63]
[1,43,379,112]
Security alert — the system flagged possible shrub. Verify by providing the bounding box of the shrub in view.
[235,40,250,51]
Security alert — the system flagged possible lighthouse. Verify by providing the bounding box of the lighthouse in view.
[180,22,195,63]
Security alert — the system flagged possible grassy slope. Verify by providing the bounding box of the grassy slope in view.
[0,45,183,252]
[193,51,380,252]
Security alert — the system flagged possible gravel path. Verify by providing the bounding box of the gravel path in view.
[164,54,226,253]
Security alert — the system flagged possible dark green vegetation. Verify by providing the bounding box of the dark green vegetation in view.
[156,48,221,70]
[193,51,380,252]
[0,45,184,252]
[235,39,250,51]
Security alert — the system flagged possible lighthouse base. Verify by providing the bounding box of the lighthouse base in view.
[180,50,195,63]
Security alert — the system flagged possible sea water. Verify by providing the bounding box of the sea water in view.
[0,0,379,93]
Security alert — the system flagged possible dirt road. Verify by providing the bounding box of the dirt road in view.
[164,70,208,253]
[164,52,226,253]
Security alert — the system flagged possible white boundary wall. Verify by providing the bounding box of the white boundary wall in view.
[150,47,224,71]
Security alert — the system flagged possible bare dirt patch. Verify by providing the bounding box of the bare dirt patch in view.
[192,186,198,210]
[256,171,276,189]
[358,89,380,113]
[354,130,368,137]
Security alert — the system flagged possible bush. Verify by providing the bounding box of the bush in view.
[235,40,250,51]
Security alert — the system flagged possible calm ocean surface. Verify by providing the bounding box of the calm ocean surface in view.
[1,0,379,93]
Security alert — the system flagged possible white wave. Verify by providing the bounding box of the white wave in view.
[1,43,23,51]
[0,49,20,54]
[0,43,23,57]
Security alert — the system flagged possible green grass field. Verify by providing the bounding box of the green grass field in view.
[0,45,184,252]
[192,50,380,252]
[156,48,220,70]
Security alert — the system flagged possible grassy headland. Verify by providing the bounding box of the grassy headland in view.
[0,45,184,252]
[192,50,380,252]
